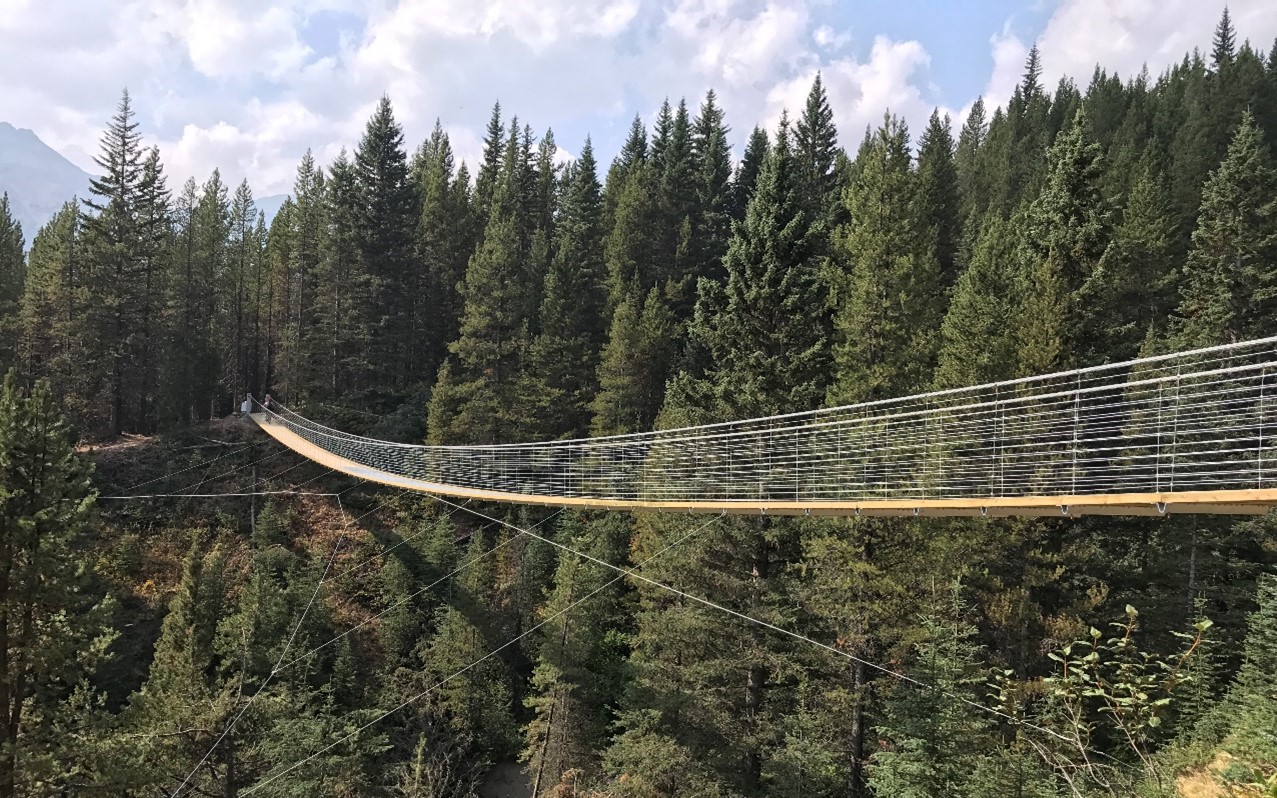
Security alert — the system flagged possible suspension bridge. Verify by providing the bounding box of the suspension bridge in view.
[250,336,1277,518]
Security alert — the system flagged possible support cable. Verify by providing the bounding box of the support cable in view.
[241,511,726,795]
[431,496,1118,760]
[170,491,360,796]
[268,506,565,676]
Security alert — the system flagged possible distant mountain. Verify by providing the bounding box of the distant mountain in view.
[0,122,95,249]
[0,123,289,247]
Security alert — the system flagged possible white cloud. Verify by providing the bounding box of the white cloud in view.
[765,36,945,148]
[813,24,852,50]
[980,0,1277,113]
[4,0,1272,206]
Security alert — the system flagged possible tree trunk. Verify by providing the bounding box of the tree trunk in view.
[849,660,867,798]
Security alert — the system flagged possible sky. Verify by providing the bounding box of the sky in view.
[1,0,1274,198]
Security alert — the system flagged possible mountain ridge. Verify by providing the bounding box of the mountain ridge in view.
[0,123,288,248]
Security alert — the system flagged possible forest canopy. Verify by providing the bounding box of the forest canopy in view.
[0,8,1275,797]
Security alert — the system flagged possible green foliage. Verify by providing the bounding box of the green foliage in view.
[993,605,1213,795]
[1173,111,1277,347]
[1225,574,1277,761]
[0,196,24,370]
[0,373,117,792]
[828,113,942,403]
[355,96,420,390]
[679,112,830,420]
[869,586,999,798]
[935,213,1022,388]
[253,498,292,549]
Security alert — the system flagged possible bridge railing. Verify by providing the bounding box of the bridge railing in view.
[252,335,1277,503]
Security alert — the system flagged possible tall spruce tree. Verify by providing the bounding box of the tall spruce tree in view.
[522,140,608,439]
[17,203,84,413]
[828,113,942,404]
[868,588,997,798]
[794,72,840,221]
[134,148,171,430]
[590,284,677,436]
[954,96,989,231]
[916,110,961,287]
[475,101,505,220]
[1087,156,1177,359]
[603,146,660,312]
[523,513,632,795]
[733,126,770,221]
[677,112,829,418]
[0,197,24,370]
[282,149,324,399]
[413,121,469,381]
[0,375,114,795]
[690,90,734,286]
[1226,573,1277,760]
[934,213,1023,388]
[313,149,370,400]
[1173,111,1277,347]
[429,122,535,444]
[1015,107,1110,372]
[81,89,146,436]
[224,179,257,409]
[354,96,419,389]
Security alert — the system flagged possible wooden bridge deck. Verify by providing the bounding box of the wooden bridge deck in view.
[252,415,1277,518]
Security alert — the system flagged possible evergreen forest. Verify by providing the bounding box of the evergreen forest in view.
[2,9,1277,797]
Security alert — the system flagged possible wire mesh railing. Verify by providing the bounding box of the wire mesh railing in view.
[251,336,1277,505]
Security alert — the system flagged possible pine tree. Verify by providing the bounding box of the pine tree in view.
[1211,6,1237,71]
[355,96,419,389]
[794,72,840,219]
[413,121,469,381]
[954,96,989,230]
[1015,107,1110,371]
[690,90,733,286]
[934,214,1023,388]
[128,539,228,789]
[81,89,147,436]
[1227,573,1277,760]
[19,203,88,425]
[523,513,631,795]
[224,179,257,410]
[311,149,370,400]
[134,148,171,430]
[1173,111,1277,347]
[829,113,942,404]
[0,196,24,370]
[733,126,769,221]
[0,374,115,795]
[680,112,829,418]
[869,587,996,798]
[603,115,648,236]
[655,99,699,316]
[522,140,608,438]
[916,110,961,287]
[590,284,677,436]
[430,123,535,444]
[603,159,660,312]
[475,101,505,220]
[996,48,1052,212]
[282,149,324,399]
[1086,157,1177,359]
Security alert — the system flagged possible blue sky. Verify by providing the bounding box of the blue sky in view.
[0,0,1270,197]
